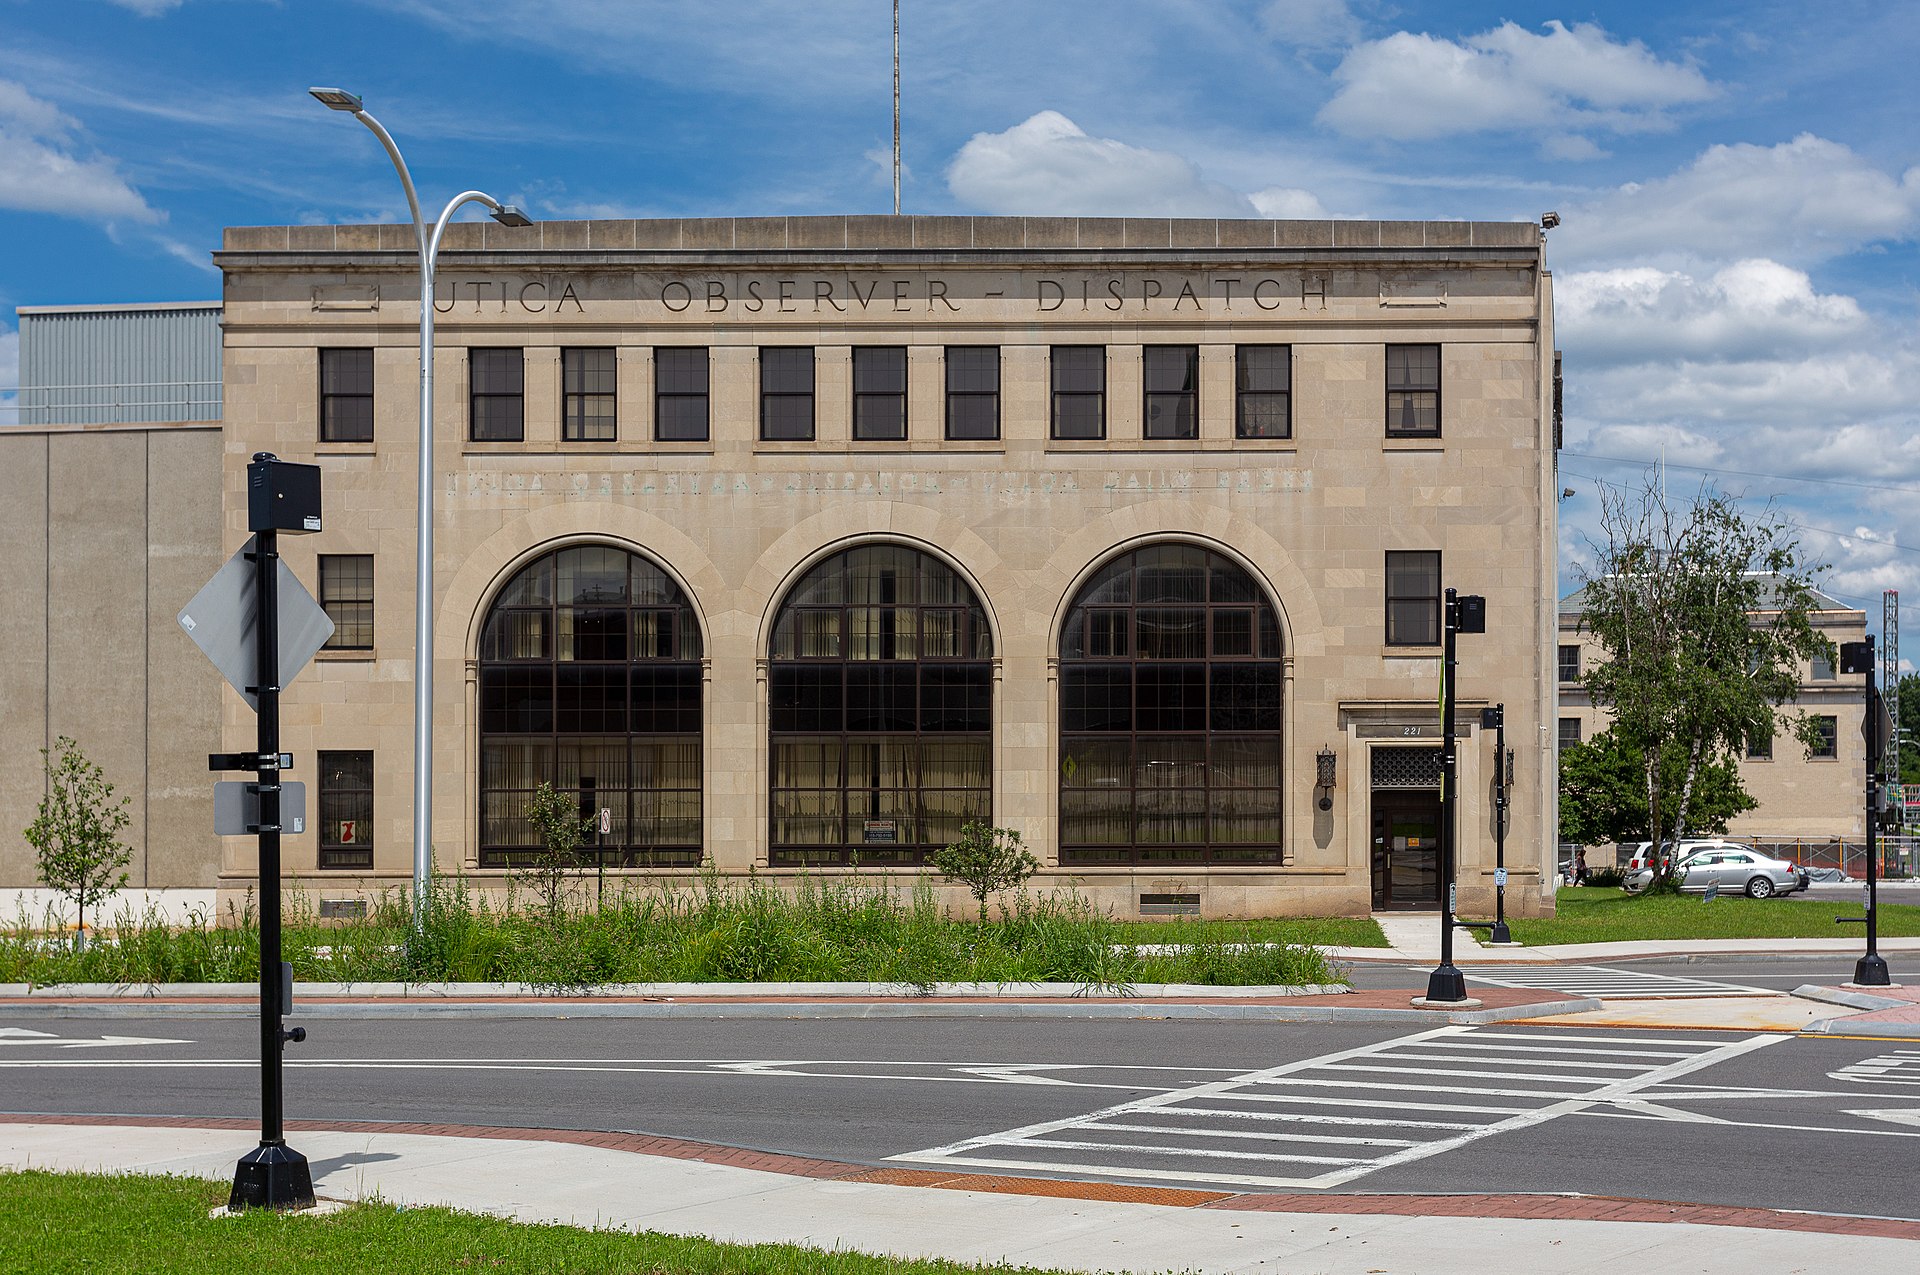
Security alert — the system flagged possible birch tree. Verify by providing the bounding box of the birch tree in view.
[1575,480,1833,883]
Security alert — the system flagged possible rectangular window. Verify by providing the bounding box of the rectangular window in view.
[655,348,709,441]
[1143,345,1198,440]
[1558,718,1582,749]
[1812,716,1838,759]
[318,751,373,869]
[1385,551,1441,646]
[945,346,999,440]
[319,554,373,650]
[1051,346,1105,440]
[469,348,524,441]
[1811,652,1835,681]
[1558,644,1580,683]
[1386,344,1440,436]
[853,347,907,441]
[561,347,616,442]
[1747,729,1773,760]
[319,348,373,443]
[760,348,815,440]
[1235,345,1290,439]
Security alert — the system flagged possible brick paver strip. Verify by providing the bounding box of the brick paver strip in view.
[6,1111,1917,1239]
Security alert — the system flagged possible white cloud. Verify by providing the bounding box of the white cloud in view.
[947,111,1258,217]
[1555,135,1920,268]
[1578,350,1915,437]
[1542,134,1608,162]
[1249,186,1331,218]
[1258,0,1362,50]
[1557,260,1867,366]
[0,78,159,223]
[107,0,185,14]
[1320,21,1714,141]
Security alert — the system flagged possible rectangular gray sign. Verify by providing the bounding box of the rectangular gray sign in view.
[213,781,306,836]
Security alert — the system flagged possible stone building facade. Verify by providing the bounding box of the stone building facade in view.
[83,214,1560,919]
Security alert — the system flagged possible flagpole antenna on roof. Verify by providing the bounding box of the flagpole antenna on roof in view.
[893,0,901,215]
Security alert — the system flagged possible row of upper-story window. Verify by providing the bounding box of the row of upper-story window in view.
[1555,714,1840,760]
[316,343,1445,445]
[313,548,1455,653]
[1557,643,1845,685]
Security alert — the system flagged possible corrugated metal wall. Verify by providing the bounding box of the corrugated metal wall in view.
[17,304,222,425]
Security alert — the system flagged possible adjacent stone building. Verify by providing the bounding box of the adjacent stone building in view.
[1556,581,1871,864]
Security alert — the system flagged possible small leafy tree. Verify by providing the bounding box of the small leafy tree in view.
[517,782,589,917]
[931,821,1038,912]
[1575,478,1833,886]
[23,737,132,944]
[1559,728,1756,847]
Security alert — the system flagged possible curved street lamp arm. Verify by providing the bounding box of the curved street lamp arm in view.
[347,109,426,256]
[427,191,508,269]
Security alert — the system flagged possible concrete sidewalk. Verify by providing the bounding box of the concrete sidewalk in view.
[4,1117,1916,1274]
[1331,913,1920,964]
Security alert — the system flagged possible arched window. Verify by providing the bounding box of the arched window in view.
[477,545,701,867]
[769,544,992,865]
[1058,545,1283,864]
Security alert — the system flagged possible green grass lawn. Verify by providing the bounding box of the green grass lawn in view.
[1508,886,1920,946]
[0,1170,1092,1275]
[1114,916,1388,949]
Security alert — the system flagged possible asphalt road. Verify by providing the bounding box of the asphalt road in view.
[4,1013,1918,1219]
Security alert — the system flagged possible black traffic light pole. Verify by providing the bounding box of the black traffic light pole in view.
[1839,638,1892,987]
[1481,704,1512,945]
[1425,588,1484,1005]
[230,455,314,1210]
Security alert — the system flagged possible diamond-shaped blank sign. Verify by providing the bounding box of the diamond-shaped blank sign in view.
[177,535,335,712]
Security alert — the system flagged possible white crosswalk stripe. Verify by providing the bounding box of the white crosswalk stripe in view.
[1446,964,1770,999]
[892,1025,1784,1190]
[1832,1049,1920,1087]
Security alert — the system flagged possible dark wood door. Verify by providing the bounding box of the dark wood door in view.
[1371,791,1441,909]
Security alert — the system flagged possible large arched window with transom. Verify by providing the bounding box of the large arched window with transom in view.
[1058,545,1283,865]
[478,545,702,867]
[769,544,992,866]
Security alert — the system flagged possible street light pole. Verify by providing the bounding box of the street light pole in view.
[309,89,529,932]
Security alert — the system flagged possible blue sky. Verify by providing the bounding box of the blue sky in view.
[2,0,1918,640]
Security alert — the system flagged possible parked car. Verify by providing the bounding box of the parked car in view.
[1624,843,1809,898]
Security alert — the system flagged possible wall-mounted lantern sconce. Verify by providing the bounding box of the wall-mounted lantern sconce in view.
[1315,747,1337,811]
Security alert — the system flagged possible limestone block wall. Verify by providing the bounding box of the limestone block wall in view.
[0,423,224,893]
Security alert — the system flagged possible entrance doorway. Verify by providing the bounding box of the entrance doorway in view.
[1371,791,1441,909]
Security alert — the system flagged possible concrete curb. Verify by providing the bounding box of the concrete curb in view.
[0,998,1603,1025]
[1793,984,1911,1013]
[0,979,1352,1000]
[1803,1017,1920,1038]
